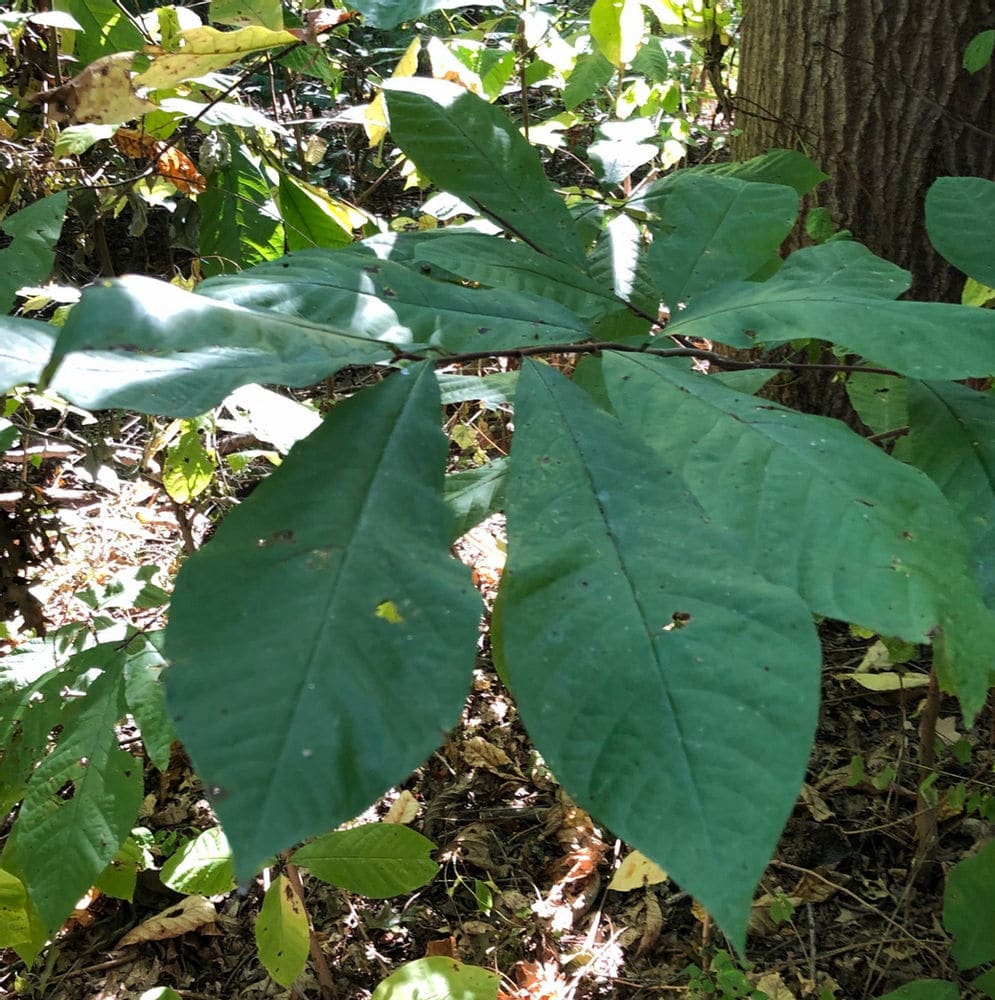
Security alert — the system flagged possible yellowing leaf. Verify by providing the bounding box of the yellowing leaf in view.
[117,895,216,946]
[163,426,217,503]
[255,876,310,988]
[375,600,404,623]
[608,850,668,891]
[135,25,299,90]
[847,671,931,692]
[590,0,644,69]
[365,35,421,147]
[40,52,156,126]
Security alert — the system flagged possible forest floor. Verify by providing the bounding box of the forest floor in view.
[2,409,990,1000]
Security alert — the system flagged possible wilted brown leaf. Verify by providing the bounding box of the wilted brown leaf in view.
[117,894,217,946]
[383,789,420,825]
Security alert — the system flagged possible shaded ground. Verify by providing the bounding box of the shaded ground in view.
[2,409,992,1000]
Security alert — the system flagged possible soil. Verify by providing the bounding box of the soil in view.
[1,413,992,1000]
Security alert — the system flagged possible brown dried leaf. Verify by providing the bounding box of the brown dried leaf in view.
[117,894,216,946]
[464,735,513,773]
[636,890,664,957]
[383,789,420,825]
[425,936,457,958]
[799,782,834,822]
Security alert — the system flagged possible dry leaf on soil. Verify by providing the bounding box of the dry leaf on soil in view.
[463,735,514,774]
[383,789,420,824]
[117,894,217,946]
[608,850,668,892]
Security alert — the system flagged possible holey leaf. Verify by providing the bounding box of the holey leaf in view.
[165,363,481,878]
[600,355,995,716]
[383,79,585,267]
[495,361,820,949]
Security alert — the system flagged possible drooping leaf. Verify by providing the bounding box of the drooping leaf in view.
[0,318,57,393]
[349,0,500,29]
[925,177,995,288]
[371,957,499,1000]
[590,0,645,68]
[585,211,659,339]
[94,836,147,902]
[122,631,175,772]
[589,118,658,187]
[45,276,396,417]
[844,372,908,436]
[436,371,517,408]
[701,148,828,197]
[278,173,355,251]
[601,353,995,716]
[445,458,508,541]
[0,192,69,314]
[134,25,299,90]
[497,360,820,949]
[17,664,142,931]
[256,875,310,988]
[165,364,481,878]
[665,251,995,380]
[944,838,995,969]
[56,0,145,68]
[906,380,995,606]
[292,823,438,896]
[47,52,156,125]
[634,172,798,307]
[412,235,620,321]
[197,248,590,353]
[199,128,284,276]
[383,79,585,266]
[563,50,615,109]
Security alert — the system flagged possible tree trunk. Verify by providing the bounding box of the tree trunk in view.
[732,0,995,304]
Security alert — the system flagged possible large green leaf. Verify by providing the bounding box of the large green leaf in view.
[56,0,145,67]
[165,363,481,878]
[944,838,995,969]
[666,250,995,380]
[701,148,828,197]
[497,360,820,948]
[45,275,396,417]
[0,318,57,393]
[906,380,995,606]
[122,631,175,772]
[633,173,798,307]
[412,235,620,320]
[199,128,284,277]
[383,79,585,266]
[600,354,995,715]
[445,458,508,541]
[925,177,995,288]
[292,824,438,896]
[198,248,590,353]
[585,212,659,340]
[0,192,69,314]
[349,0,499,29]
[17,663,142,931]
[372,957,499,1000]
